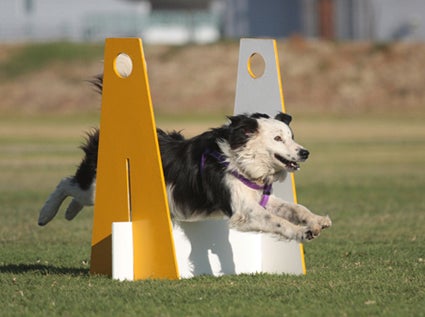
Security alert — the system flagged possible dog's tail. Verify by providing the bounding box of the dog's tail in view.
[89,74,103,93]
[38,130,99,226]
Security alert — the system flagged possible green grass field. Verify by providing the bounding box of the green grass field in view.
[0,112,424,317]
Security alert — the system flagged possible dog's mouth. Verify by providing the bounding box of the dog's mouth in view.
[274,154,300,171]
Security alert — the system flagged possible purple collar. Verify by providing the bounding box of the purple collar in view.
[201,149,272,208]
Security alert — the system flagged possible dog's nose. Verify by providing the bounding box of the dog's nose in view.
[298,148,309,160]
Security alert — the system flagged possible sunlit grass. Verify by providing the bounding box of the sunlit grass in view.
[0,112,424,316]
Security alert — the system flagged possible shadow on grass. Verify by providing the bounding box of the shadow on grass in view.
[0,263,89,276]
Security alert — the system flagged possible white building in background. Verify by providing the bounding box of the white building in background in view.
[0,0,149,42]
[0,0,425,43]
[0,0,220,44]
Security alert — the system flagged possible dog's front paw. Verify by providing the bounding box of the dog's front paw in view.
[304,215,331,238]
[317,215,332,229]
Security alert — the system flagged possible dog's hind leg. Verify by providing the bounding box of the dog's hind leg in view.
[39,174,96,226]
[65,199,84,221]
[38,177,75,226]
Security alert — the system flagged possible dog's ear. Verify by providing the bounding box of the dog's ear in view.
[228,115,259,134]
[227,115,259,149]
[275,112,292,125]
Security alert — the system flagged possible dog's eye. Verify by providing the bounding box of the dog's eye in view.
[274,136,283,142]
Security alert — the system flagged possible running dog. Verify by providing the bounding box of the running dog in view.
[38,111,331,241]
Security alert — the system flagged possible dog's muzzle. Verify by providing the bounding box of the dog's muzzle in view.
[275,148,309,172]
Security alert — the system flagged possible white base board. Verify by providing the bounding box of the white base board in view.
[173,220,305,278]
[112,220,304,280]
[112,222,134,281]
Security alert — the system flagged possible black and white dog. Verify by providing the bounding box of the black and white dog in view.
[38,111,331,241]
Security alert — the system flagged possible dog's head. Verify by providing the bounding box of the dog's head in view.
[221,112,309,182]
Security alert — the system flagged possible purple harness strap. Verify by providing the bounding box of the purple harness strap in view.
[201,150,272,208]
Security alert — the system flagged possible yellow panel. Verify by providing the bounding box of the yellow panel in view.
[90,38,179,280]
[271,39,306,274]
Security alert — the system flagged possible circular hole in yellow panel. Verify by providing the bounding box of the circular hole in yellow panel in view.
[114,53,133,78]
[247,53,265,79]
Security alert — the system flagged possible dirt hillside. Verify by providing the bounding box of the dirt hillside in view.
[1,38,425,116]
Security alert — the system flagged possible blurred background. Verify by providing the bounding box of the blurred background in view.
[0,0,424,116]
[0,3,424,314]
[2,0,425,43]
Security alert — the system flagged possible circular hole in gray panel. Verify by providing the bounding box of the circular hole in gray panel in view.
[247,53,265,79]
